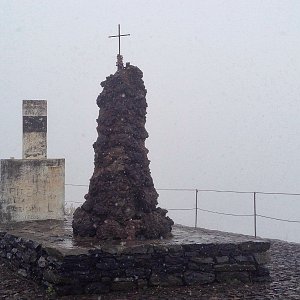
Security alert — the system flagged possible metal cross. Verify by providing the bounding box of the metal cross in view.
[109,24,130,55]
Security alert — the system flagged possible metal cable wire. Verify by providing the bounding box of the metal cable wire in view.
[195,188,300,196]
[158,188,196,192]
[65,184,300,196]
[197,207,253,217]
[65,183,88,187]
[167,208,195,211]
[64,184,300,223]
[257,214,300,223]
[197,208,300,223]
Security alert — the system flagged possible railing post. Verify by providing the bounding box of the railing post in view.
[195,189,198,228]
[253,192,257,238]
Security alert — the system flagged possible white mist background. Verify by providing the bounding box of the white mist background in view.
[1,0,299,242]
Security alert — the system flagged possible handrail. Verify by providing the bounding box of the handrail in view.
[64,184,300,238]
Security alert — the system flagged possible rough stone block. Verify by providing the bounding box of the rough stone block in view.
[151,273,183,287]
[96,258,118,270]
[55,284,84,296]
[216,271,250,283]
[111,280,136,291]
[234,255,255,263]
[214,263,256,272]
[188,262,213,272]
[254,252,270,265]
[215,256,229,263]
[43,268,63,284]
[165,264,186,273]
[137,279,148,289]
[218,244,241,256]
[184,271,215,285]
[239,241,270,253]
[251,266,270,279]
[84,282,110,294]
[125,267,151,278]
[165,255,186,265]
[190,256,214,264]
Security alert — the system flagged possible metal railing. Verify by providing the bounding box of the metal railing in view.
[65,184,300,238]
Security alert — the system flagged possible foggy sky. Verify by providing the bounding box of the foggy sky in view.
[1,0,299,241]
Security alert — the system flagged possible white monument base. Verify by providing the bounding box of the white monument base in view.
[0,158,65,223]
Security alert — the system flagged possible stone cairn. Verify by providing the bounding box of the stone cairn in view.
[72,62,174,240]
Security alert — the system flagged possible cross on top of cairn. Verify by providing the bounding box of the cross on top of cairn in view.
[109,24,130,70]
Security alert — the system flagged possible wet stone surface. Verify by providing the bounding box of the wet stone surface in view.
[0,218,276,298]
[0,217,269,255]
[0,235,299,299]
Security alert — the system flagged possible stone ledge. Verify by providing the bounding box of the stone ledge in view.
[0,219,271,296]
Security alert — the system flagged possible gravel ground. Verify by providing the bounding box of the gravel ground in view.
[0,239,299,300]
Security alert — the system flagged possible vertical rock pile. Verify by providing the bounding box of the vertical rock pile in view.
[72,63,173,240]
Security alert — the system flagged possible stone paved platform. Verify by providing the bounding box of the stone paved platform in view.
[0,221,298,299]
[0,217,269,254]
[0,217,271,296]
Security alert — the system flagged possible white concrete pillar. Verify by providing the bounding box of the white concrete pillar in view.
[22,100,47,159]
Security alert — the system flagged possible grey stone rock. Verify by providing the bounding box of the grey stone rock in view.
[251,265,270,279]
[187,262,213,272]
[17,268,27,277]
[101,268,124,278]
[55,284,84,296]
[84,282,110,294]
[149,273,183,287]
[0,250,6,258]
[234,255,254,263]
[25,239,41,250]
[162,274,183,287]
[214,263,256,272]
[190,256,214,264]
[43,268,63,284]
[254,252,270,264]
[184,271,215,285]
[111,281,135,291]
[238,241,270,253]
[137,278,148,289]
[133,254,154,267]
[165,255,186,265]
[154,245,169,253]
[44,247,64,260]
[216,271,250,283]
[218,244,240,256]
[165,264,186,273]
[96,258,118,270]
[123,244,151,254]
[149,273,160,286]
[167,244,183,255]
[183,243,219,256]
[116,255,135,268]
[125,267,151,278]
[184,251,199,257]
[38,256,47,268]
[215,256,229,263]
